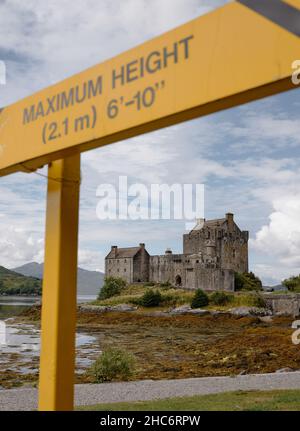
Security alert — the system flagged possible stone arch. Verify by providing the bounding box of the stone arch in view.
[175,275,182,287]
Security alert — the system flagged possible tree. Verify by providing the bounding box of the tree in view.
[191,289,209,308]
[210,291,233,306]
[234,272,262,291]
[282,274,300,292]
[140,289,162,307]
[98,276,127,300]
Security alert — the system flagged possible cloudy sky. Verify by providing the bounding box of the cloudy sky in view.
[0,0,300,285]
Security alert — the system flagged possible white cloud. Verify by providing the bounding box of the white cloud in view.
[78,248,104,271]
[0,0,229,105]
[0,226,44,268]
[231,114,300,147]
[250,195,300,283]
[251,263,298,287]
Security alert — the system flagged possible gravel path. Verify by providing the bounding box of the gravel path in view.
[1,372,300,411]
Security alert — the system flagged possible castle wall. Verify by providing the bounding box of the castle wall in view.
[105,257,133,283]
[264,294,300,318]
[150,254,184,286]
[221,233,248,273]
[133,249,150,282]
[149,254,235,291]
[194,267,234,291]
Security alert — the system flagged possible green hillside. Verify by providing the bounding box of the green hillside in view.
[0,266,41,296]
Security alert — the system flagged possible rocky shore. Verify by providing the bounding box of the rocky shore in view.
[1,302,299,390]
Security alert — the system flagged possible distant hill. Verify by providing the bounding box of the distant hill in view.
[0,266,41,296]
[13,262,104,296]
[262,284,288,292]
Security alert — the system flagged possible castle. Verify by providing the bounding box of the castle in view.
[105,213,249,291]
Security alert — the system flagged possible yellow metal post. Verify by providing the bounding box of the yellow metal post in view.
[38,154,81,411]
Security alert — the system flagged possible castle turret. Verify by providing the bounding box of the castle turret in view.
[193,218,205,230]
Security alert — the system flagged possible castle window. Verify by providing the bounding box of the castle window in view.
[124,268,126,272]
[233,249,236,258]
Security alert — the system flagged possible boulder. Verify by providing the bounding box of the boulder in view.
[259,315,273,323]
[188,308,209,316]
[109,304,137,312]
[169,305,192,315]
[210,310,229,316]
[78,305,107,314]
[78,303,137,313]
[228,306,272,317]
[228,307,252,317]
[249,307,273,317]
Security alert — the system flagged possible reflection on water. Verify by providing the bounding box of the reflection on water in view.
[0,296,100,385]
[0,321,6,345]
[0,295,97,319]
[0,297,39,319]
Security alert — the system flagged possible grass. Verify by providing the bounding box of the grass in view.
[78,389,300,411]
[91,283,269,311]
[91,284,194,308]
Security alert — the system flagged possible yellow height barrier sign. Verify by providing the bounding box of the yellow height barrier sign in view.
[1,0,300,177]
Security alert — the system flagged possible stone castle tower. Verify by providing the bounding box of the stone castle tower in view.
[105,213,249,291]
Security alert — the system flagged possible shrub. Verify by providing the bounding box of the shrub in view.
[140,289,162,307]
[143,281,156,287]
[159,281,172,290]
[210,291,233,306]
[248,293,266,308]
[159,293,177,307]
[98,276,127,300]
[191,289,209,308]
[90,347,135,383]
[128,297,141,306]
[234,272,262,292]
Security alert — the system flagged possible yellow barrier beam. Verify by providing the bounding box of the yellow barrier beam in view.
[1,1,300,177]
[38,154,80,411]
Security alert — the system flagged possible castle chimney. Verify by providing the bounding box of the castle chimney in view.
[111,245,118,258]
[226,213,234,231]
[165,248,172,254]
[193,218,205,230]
[139,243,145,249]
